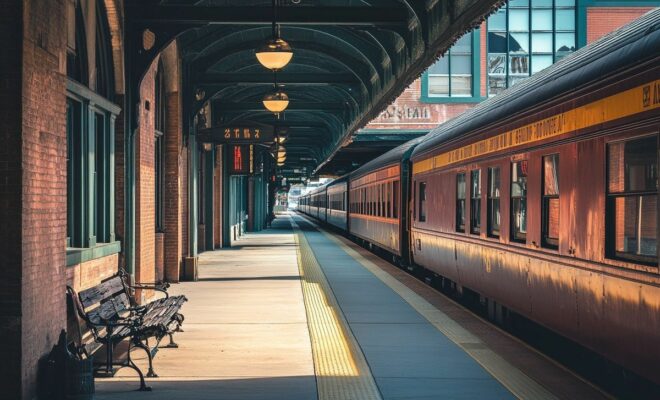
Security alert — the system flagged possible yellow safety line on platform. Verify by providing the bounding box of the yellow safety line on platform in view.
[290,217,382,400]
[306,219,557,400]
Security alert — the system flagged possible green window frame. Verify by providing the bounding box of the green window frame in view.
[66,79,120,264]
[420,29,483,103]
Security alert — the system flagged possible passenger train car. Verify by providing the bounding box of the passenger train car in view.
[299,10,660,386]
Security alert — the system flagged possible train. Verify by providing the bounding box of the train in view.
[299,9,660,387]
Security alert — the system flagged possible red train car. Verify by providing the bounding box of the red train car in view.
[410,12,660,385]
[348,138,421,263]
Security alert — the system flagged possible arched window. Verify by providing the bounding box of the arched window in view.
[67,0,88,85]
[66,0,119,259]
[95,0,114,100]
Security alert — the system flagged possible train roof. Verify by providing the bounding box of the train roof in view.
[412,8,660,159]
[327,174,349,188]
[349,136,425,179]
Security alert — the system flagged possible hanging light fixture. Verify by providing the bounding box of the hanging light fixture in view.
[276,127,288,144]
[263,90,289,113]
[255,0,293,70]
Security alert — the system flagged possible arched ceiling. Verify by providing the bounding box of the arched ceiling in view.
[125,0,503,175]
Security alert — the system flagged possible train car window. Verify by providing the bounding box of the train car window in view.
[393,180,400,219]
[370,186,374,216]
[511,161,528,243]
[607,135,658,265]
[456,173,466,232]
[542,155,560,249]
[386,182,391,218]
[382,184,386,217]
[419,182,427,222]
[470,170,482,234]
[378,184,383,217]
[488,167,501,238]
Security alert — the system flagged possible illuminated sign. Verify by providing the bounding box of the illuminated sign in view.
[197,122,275,144]
[229,145,250,175]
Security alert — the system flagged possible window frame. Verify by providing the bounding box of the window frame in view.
[456,172,466,233]
[541,154,560,250]
[470,169,482,235]
[66,79,119,255]
[487,166,501,238]
[605,134,658,266]
[510,159,528,244]
[418,181,427,222]
[420,29,483,103]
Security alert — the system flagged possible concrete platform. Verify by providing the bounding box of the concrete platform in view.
[95,214,608,400]
[95,223,316,400]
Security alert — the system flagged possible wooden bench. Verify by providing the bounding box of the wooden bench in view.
[66,271,187,391]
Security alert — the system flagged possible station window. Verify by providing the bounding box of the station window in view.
[427,33,473,97]
[419,182,427,222]
[487,0,576,96]
[511,160,528,243]
[470,170,481,234]
[488,167,501,238]
[607,135,658,265]
[456,173,466,232]
[542,154,560,249]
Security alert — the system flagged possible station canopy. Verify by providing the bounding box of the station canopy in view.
[126,0,502,175]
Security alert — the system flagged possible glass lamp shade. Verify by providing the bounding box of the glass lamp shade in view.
[277,161,285,166]
[263,91,289,113]
[255,38,293,70]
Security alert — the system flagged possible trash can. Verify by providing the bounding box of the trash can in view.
[65,355,94,400]
[46,330,95,400]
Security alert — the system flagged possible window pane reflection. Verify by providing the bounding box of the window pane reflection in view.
[532,55,553,73]
[532,33,553,52]
[532,10,553,30]
[509,9,530,31]
[555,9,575,30]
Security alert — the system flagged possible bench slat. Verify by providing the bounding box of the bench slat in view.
[79,276,125,308]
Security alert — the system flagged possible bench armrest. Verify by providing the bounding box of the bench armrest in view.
[130,283,170,298]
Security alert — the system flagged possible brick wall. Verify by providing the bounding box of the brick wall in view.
[22,0,68,395]
[181,148,189,262]
[164,91,184,282]
[0,0,24,396]
[66,254,119,291]
[135,62,157,300]
[587,7,653,44]
[365,79,478,131]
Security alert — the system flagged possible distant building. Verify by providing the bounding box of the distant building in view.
[364,0,658,134]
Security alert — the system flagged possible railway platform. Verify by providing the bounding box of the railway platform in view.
[95,213,607,400]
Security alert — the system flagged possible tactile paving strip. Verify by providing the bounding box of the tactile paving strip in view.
[310,219,558,400]
[291,217,382,400]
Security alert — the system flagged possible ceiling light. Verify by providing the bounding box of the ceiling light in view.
[263,91,289,113]
[255,0,293,70]
[256,38,293,70]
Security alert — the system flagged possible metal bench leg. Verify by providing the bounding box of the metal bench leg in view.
[127,342,152,391]
[164,332,179,348]
[135,341,158,378]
